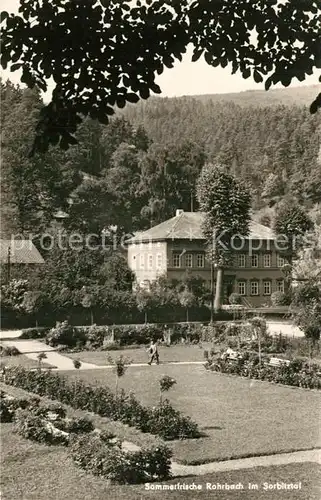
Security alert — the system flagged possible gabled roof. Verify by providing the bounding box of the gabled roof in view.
[0,240,45,264]
[128,212,275,243]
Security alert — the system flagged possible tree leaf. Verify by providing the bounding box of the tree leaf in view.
[10,62,22,72]
[310,93,321,114]
[0,11,8,23]
[139,87,150,99]
[192,49,203,62]
[243,68,251,79]
[204,51,212,65]
[150,82,161,94]
[254,70,263,83]
[125,93,139,103]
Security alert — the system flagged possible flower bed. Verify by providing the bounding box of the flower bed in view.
[205,353,321,389]
[3,366,200,440]
[1,389,172,483]
[69,433,172,483]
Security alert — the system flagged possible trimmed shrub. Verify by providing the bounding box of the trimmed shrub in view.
[0,345,21,356]
[80,324,109,349]
[20,327,49,339]
[146,401,201,440]
[69,433,172,483]
[271,291,288,306]
[46,321,86,348]
[4,366,200,440]
[229,293,242,305]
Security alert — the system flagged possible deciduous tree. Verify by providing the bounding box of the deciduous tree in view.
[1,1,320,152]
[196,164,251,312]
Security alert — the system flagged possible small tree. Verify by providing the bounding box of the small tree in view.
[249,317,267,367]
[1,279,29,313]
[107,354,132,397]
[291,281,321,369]
[273,201,312,258]
[73,359,82,370]
[37,352,47,371]
[21,291,44,326]
[159,375,176,405]
[78,286,98,325]
[135,286,154,323]
[178,287,195,323]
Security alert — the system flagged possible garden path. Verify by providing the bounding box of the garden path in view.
[169,449,321,477]
[1,338,206,370]
[1,339,98,370]
[0,330,23,340]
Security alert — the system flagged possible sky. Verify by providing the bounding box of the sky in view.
[1,0,320,99]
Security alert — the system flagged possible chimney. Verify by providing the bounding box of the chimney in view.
[176,209,184,217]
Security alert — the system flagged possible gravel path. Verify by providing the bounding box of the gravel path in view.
[1,339,208,371]
[170,449,321,477]
[1,339,98,370]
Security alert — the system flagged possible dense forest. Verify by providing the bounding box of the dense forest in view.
[2,79,321,241]
[122,91,321,211]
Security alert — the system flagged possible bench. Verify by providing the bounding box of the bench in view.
[268,357,291,367]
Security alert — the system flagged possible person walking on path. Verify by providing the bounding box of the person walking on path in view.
[147,339,159,365]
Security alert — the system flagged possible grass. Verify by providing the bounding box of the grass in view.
[67,343,212,365]
[60,364,321,465]
[0,355,55,370]
[1,422,320,500]
[66,340,321,368]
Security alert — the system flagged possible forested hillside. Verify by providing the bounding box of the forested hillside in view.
[2,79,321,240]
[188,84,321,107]
[122,91,321,209]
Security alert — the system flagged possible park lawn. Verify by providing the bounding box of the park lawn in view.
[61,364,321,465]
[67,343,213,365]
[1,423,320,500]
[67,344,321,367]
[0,355,55,370]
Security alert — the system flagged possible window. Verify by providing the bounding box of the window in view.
[263,280,271,295]
[156,253,162,269]
[263,254,271,267]
[132,255,137,269]
[196,253,205,268]
[277,280,285,293]
[140,254,144,269]
[148,254,153,269]
[238,281,246,296]
[238,254,246,268]
[172,253,180,268]
[251,254,259,267]
[250,281,259,295]
[277,255,285,267]
[185,253,193,268]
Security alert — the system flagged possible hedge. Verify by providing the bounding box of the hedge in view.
[43,320,241,350]
[205,354,321,389]
[3,366,200,440]
[20,327,50,339]
[1,390,172,483]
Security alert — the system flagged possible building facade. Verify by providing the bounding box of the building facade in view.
[127,211,289,307]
